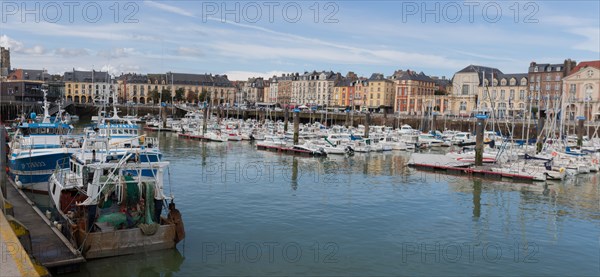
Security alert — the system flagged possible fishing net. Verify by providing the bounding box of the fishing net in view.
[125,176,140,206]
[139,223,159,235]
[97,213,127,228]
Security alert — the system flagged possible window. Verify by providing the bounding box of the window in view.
[460,102,467,111]
[510,89,515,100]
[521,78,527,86]
[510,79,516,86]
[492,90,496,99]
[501,79,507,86]
[462,84,469,95]
[500,90,505,100]
[519,90,525,100]
[555,74,560,81]
[570,84,576,93]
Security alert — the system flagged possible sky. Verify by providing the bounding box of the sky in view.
[0,0,599,80]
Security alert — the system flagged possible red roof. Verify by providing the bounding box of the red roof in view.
[569,60,600,76]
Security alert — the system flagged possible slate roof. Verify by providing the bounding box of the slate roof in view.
[63,69,111,83]
[391,70,434,82]
[146,73,232,87]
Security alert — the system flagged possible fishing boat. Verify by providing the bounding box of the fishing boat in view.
[48,138,184,259]
[8,90,81,191]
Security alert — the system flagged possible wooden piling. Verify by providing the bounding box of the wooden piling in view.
[293,111,300,145]
[475,115,485,166]
[364,113,371,138]
[577,116,585,147]
[284,108,289,132]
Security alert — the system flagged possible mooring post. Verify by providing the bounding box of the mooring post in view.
[577,116,585,147]
[293,109,300,145]
[202,104,208,135]
[536,110,546,153]
[284,107,289,132]
[475,114,486,166]
[345,111,350,128]
[364,112,371,139]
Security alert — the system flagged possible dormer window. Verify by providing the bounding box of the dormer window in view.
[534,67,538,72]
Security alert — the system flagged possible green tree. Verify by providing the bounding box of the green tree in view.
[199,88,210,102]
[187,90,198,103]
[161,89,172,103]
[150,89,160,104]
[175,88,185,102]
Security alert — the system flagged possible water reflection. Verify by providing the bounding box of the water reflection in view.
[64,249,184,277]
[472,179,481,219]
[291,157,298,191]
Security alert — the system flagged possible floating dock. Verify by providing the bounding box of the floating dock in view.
[408,153,538,182]
[5,177,85,273]
[257,144,327,157]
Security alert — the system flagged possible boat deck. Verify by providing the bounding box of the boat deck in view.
[6,177,85,272]
[178,133,205,140]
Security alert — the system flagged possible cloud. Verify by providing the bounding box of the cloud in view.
[101,64,142,76]
[0,35,45,55]
[0,35,23,50]
[177,47,203,57]
[568,27,600,53]
[145,1,194,17]
[97,48,137,59]
[54,48,90,57]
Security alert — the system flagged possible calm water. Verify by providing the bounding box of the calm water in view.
[49,129,599,276]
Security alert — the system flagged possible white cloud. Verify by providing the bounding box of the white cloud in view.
[54,48,89,57]
[0,35,24,50]
[144,1,194,17]
[97,48,137,59]
[568,27,600,53]
[0,35,45,55]
[177,47,203,57]
[101,64,142,76]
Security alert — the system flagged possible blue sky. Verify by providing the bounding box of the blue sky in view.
[1,0,598,80]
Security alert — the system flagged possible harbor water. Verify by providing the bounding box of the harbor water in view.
[28,128,598,276]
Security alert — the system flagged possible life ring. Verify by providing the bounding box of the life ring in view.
[139,135,146,145]
[559,167,565,173]
[551,152,558,157]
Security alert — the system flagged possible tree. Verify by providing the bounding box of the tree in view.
[161,89,172,103]
[175,88,185,102]
[199,88,210,102]
[186,90,198,103]
[150,89,160,104]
